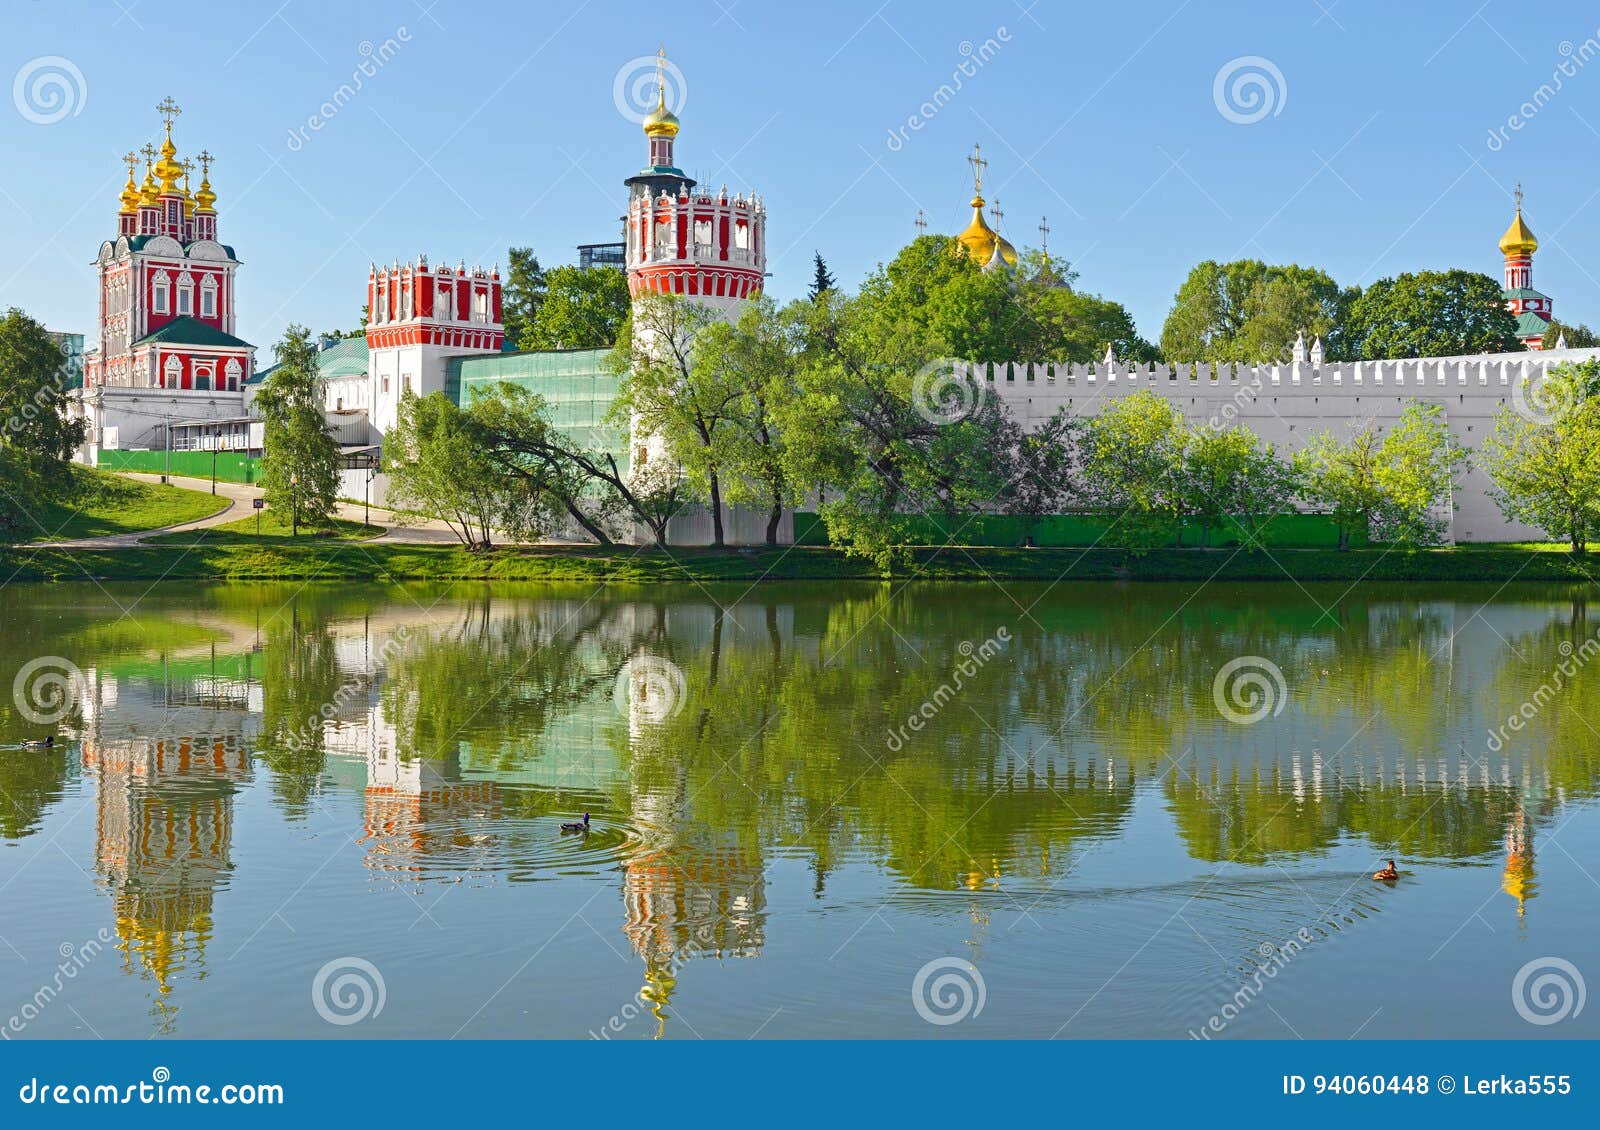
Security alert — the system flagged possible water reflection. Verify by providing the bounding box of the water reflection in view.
[2,582,1597,1037]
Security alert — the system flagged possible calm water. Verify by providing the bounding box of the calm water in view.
[1,580,1597,1040]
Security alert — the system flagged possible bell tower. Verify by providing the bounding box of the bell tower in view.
[623,48,766,318]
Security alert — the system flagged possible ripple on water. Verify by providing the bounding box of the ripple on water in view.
[358,813,652,885]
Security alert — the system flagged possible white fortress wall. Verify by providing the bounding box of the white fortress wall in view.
[974,346,1600,543]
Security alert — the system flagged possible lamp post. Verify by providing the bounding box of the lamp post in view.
[289,473,299,538]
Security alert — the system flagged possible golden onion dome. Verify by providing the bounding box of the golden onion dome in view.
[118,170,141,213]
[194,173,216,213]
[1499,206,1538,257]
[139,163,159,206]
[155,132,183,194]
[643,89,680,140]
[954,195,1018,267]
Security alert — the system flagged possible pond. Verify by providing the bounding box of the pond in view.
[1,580,1596,1039]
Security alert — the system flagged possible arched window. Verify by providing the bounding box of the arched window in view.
[654,218,674,257]
[224,358,242,391]
[151,271,171,315]
[694,219,713,252]
[177,273,194,316]
[438,285,454,320]
[200,276,218,318]
[163,355,181,388]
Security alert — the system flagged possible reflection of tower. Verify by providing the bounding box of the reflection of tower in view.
[620,788,766,1038]
[360,746,500,876]
[85,734,249,1029]
[1502,807,1536,920]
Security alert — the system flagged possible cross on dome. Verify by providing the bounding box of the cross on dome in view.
[966,142,987,195]
[156,96,182,131]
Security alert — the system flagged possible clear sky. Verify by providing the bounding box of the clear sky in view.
[3,0,1598,353]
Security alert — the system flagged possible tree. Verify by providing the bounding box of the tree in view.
[1079,391,1187,548]
[703,297,804,545]
[501,247,546,349]
[0,308,86,541]
[470,383,686,546]
[1541,320,1600,350]
[1344,270,1522,359]
[997,407,1083,544]
[808,253,836,302]
[1177,425,1299,548]
[386,391,557,548]
[519,264,629,350]
[1025,286,1158,363]
[1297,401,1467,549]
[1482,361,1600,551]
[255,324,340,532]
[610,293,737,545]
[1159,260,1351,362]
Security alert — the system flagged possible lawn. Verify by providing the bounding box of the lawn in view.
[4,541,1600,584]
[29,467,229,542]
[142,506,385,545]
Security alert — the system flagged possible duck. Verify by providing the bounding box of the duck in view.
[20,736,53,750]
[1372,858,1399,882]
[560,812,591,833]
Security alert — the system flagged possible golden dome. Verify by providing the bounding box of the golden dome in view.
[954,195,1018,267]
[1499,200,1538,257]
[139,160,159,206]
[643,89,679,140]
[118,169,141,213]
[194,174,216,213]
[155,131,183,194]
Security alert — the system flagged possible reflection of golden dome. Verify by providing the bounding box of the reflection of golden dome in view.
[1499,207,1538,257]
[954,195,1017,267]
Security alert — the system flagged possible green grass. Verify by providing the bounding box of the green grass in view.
[4,541,1600,584]
[29,467,229,542]
[141,507,384,545]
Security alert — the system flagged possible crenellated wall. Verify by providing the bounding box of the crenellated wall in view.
[970,346,1600,543]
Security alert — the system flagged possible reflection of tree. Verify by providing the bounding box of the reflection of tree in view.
[254,602,344,817]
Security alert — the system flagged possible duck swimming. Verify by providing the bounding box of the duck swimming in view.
[560,812,591,833]
[20,737,53,750]
[1372,858,1399,881]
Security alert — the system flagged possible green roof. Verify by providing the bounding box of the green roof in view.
[1516,311,1553,338]
[134,315,253,350]
[250,334,369,385]
[1503,287,1551,301]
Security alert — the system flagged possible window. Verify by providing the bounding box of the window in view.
[151,272,170,315]
[694,219,713,251]
[401,287,413,320]
[654,219,673,257]
[163,355,181,388]
[382,375,390,393]
[438,286,453,320]
[635,446,649,467]
[734,222,750,250]
[473,290,488,324]
[224,358,242,390]
[402,374,413,395]
[201,277,218,318]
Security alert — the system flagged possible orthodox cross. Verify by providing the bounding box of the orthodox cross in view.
[1514,182,1524,210]
[967,142,987,195]
[197,149,214,176]
[1038,216,1050,256]
[989,197,1004,231]
[122,151,139,178]
[914,209,927,236]
[156,96,182,130]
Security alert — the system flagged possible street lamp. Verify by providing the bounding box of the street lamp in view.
[289,473,299,538]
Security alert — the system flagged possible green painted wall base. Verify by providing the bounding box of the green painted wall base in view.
[793,512,1367,549]
[97,449,262,484]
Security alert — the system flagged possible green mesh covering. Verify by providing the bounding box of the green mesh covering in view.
[450,348,629,474]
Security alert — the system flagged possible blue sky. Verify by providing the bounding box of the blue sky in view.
[3,0,1599,353]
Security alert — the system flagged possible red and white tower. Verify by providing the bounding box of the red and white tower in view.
[624,50,766,317]
[366,256,503,437]
[1499,184,1552,350]
[76,98,252,458]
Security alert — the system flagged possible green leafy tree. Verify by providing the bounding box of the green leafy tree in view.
[387,391,558,548]
[255,324,340,532]
[1298,401,1466,549]
[520,264,630,350]
[610,293,738,544]
[1482,362,1600,551]
[1344,270,1522,359]
[808,252,836,302]
[1159,260,1351,362]
[501,247,546,349]
[1080,391,1187,548]
[1025,286,1158,363]
[1541,321,1600,350]
[1178,425,1300,548]
[0,308,86,541]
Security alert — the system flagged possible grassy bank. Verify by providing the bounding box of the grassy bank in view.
[30,467,228,542]
[4,541,1600,584]
[143,509,384,545]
